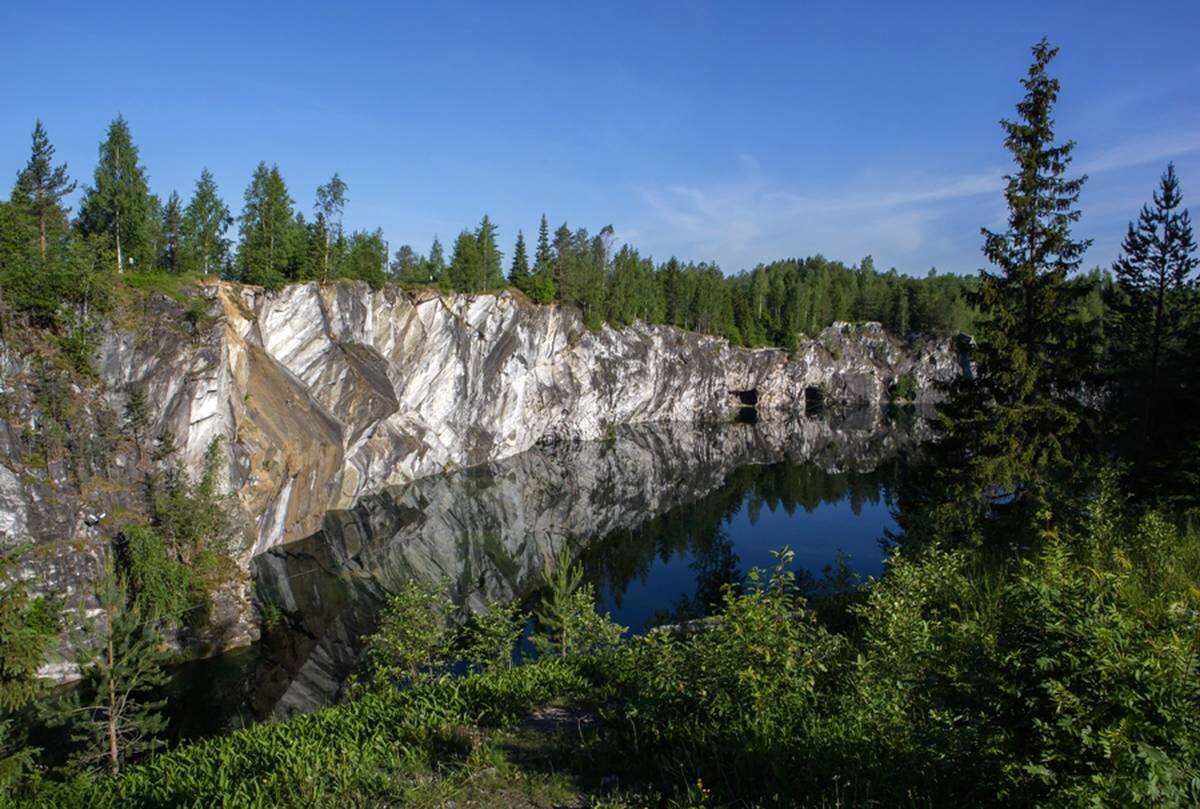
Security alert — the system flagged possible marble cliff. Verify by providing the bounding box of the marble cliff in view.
[0,281,967,664]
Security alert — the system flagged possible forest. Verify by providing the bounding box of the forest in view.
[1,37,1199,808]
[0,114,1012,355]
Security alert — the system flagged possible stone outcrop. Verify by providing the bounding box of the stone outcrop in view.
[0,281,965,669]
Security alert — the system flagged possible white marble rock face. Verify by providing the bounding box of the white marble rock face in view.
[0,281,967,669]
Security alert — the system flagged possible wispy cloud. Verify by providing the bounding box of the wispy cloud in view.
[633,126,1200,274]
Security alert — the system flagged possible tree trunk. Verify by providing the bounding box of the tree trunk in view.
[107,630,119,774]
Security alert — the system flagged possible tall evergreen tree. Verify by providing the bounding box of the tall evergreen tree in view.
[179,169,232,277]
[390,244,419,280]
[941,39,1093,531]
[426,236,447,287]
[12,120,75,259]
[237,163,297,288]
[448,229,483,291]
[475,215,503,289]
[552,223,573,302]
[508,229,530,290]
[53,560,168,776]
[1108,163,1199,494]
[78,116,157,273]
[158,191,183,272]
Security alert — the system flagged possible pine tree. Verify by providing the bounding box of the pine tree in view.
[526,214,556,304]
[52,559,168,775]
[159,191,183,272]
[12,120,75,259]
[508,229,530,290]
[941,39,1094,530]
[237,163,297,288]
[78,116,157,273]
[179,169,231,276]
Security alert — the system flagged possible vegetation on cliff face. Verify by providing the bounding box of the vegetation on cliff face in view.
[3,36,1200,808]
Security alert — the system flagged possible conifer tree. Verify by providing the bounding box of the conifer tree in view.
[1108,163,1199,494]
[425,236,447,287]
[1110,163,1198,404]
[475,215,503,289]
[449,229,483,291]
[12,120,75,259]
[158,191,183,272]
[53,559,168,775]
[78,116,157,273]
[179,169,231,276]
[237,163,297,288]
[552,223,573,302]
[390,244,419,280]
[0,550,58,790]
[941,39,1093,528]
[508,229,530,290]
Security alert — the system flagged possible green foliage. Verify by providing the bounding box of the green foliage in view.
[236,163,300,288]
[49,559,170,776]
[121,525,200,623]
[936,39,1098,537]
[0,548,59,792]
[178,169,232,276]
[1106,162,1200,501]
[458,601,525,675]
[532,548,626,659]
[77,116,158,273]
[357,579,455,690]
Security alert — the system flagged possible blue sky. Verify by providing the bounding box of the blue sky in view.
[2,1,1198,276]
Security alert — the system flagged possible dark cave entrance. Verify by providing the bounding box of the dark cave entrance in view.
[804,386,824,413]
[730,389,759,424]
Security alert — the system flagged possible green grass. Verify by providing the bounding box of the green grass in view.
[119,271,204,303]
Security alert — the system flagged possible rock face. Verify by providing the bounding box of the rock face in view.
[0,281,965,666]
[251,412,925,717]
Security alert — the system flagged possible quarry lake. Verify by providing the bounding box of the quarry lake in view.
[161,407,921,736]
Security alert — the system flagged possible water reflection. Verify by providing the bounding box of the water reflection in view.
[247,408,926,718]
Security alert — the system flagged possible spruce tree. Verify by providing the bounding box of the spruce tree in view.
[12,120,75,259]
[78,116,157,273]
[390,244,419,281]
[941,39,1093,531]
[179,169,232,277]
[475,215,503,289]
[426,236,447,287]
[448,229,483,291]
[159,191,183,272]
[1109,163,1199,494]
[508,229,530,290]
[1110,163,1197,403]
[237,163,297,288]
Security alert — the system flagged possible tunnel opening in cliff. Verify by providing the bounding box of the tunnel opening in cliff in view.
[730,388,759,424]
[805,386,824,413]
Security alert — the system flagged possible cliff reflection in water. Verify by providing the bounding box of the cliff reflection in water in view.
[249,407,925,717]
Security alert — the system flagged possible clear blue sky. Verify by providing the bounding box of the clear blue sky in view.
[2,1,1197,276]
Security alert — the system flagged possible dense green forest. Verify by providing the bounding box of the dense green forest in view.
[3,38,1200,808]
[0,116,1012,352]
